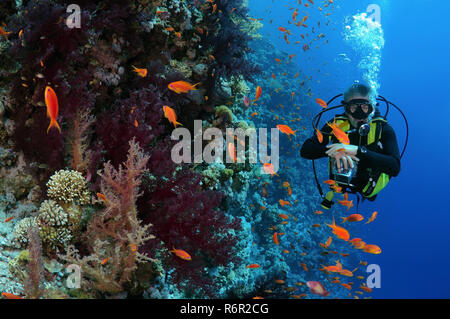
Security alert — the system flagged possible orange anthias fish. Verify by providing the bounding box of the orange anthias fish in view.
[316,128,323,143]
[101,257,110,265]
[44,86,61,134]
[262,163,278,176]
[97,192,107,203]
[365,211,378,224]
[278,199,291,207]
[4,216,14,223]
[273,232,280,245]
[246,264,260,269]
[228,142,237,163]
[277,124,297,136]
[319,236,332,249]
[321,260,343,273]
[315,98,328,108]
[326,217,350,241]
[363,244,381,254]
[168,81,200,94]
[341,214,364,223]
[163,105,183,128]
[1,292,22,299]
[360,285,373,293]
[337,199,354,211]
[171,248,192,260]
[0,26,12,40]
[327,119,350,145]
[132,65,147,77]
[254,86,262,101]
[339,268,358,277]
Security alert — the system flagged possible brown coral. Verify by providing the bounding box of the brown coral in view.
[59,138,156,295]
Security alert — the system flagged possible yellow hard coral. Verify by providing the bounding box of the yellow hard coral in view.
[46,169,90,205]
[37,200,72,249]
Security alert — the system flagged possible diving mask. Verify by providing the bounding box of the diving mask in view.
[344,99,374,120]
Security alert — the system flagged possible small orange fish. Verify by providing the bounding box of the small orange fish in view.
[134,119,139,127]
[228,142,237,163]
[365,211,378,224]
[168,81,200,94]
[278,199,291,207]
[4,216,14,223]
[101,258,110,265]
[360,285,373,293]
[341,214,364,223]
[315,98,328,108]
[274,279,285,284]
[363,244,381,254]
[278,213,289,220]
[277,124,297,136]
[254,86,262,101]
[273,232,280,245]
[263,163,278,176]
[97,192,107,202]
[339,268,357,277]
[1,292,22,299]
[323,179,335,185]
[326,217,350,241]
[246,264,260,269]
[341,283,352,290]
[44,86,61,134]
[300,263,308,271]
[316,128,323,143]
[132,65,147,77]
[163,105,183,128]
[212,4,217,13]
[328,119,350,145]
[0,26,12,40]
[171,248,192,260]
[337,199,354,211]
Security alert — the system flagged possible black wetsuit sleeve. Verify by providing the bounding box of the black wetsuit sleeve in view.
[357,123,401,177]
[300,122,332,160]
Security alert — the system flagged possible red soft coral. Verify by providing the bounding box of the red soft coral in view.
[139,142,242,297]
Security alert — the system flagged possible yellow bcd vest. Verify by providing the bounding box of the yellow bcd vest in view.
[327,116,390,199]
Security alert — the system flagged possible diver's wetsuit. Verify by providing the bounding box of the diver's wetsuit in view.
[300,113,401,199]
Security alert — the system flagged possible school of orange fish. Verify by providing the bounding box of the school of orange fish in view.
[0,0,382,300]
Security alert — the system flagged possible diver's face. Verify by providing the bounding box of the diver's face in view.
[345,95,371,127]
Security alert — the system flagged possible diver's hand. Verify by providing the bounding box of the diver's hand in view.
[326,143,359,157]
[326,144,359,172]
[332,152,355,172]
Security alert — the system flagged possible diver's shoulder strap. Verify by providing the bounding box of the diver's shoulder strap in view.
[367,117,388,146]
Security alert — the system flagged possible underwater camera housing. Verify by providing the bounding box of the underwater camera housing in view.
[331,158,357,187]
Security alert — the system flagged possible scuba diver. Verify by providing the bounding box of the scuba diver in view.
[300,83,405,210]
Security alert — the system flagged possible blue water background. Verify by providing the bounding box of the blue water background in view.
[248,0,450,298]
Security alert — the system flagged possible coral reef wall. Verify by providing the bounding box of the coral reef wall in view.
[0,0,354,300]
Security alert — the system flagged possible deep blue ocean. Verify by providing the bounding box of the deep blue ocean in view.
[249,0,450,298]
